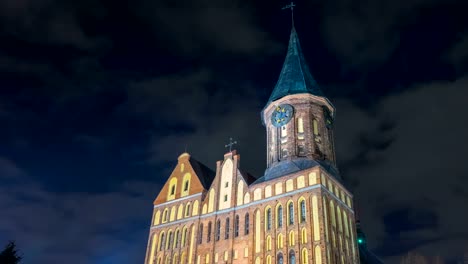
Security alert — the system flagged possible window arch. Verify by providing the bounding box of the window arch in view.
[166,230,173,250]
[207,222,212,242]
[235,215,240,237]
[185,202,191,217]
[313,119,319,136]
[182,173,191,197]
[289,250,296,264]
[174,229,180,248]
[277,252,284,264]
[167,177,177,200]
[301,228,308,244]
[172,254,178,264]
[337,206,343,232]
[225,218,230,239]
[192,200,199,216]
[162,208,169,223]
[277,204,283,228]
[299,198,306,223]
[343,211,349,237]
[245,213,250,235]
[288,201,294,225]
[266,255,272,264]
[265,207,272,231]
[216,220,221,241]
[198,224,203,244]
[301,249,309,264]
[289,231,295,246]
[153,210,161,226]
[330,200,336,227]
[277,234,284,249]
[266,235,272,251]
[159,232,165,251]
[182,226,188,247]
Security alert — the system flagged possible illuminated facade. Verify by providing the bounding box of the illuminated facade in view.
[144,27,360,264]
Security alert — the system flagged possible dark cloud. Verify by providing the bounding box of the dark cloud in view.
[335,75,468,262]
[319,0,457,69]
[0,0,108,50]
[0,156,159,264]
[134,0,280,56]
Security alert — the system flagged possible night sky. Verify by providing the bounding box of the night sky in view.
[1,0,468,263]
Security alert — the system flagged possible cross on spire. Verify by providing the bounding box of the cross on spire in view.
[282,1,296,27]
[225,137,238,152]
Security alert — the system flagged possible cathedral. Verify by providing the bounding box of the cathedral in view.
[144,24,381,264]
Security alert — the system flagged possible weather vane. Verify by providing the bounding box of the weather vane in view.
[282,1,296,27]
[225,137,238,152]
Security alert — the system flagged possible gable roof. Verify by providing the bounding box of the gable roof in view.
[188,157,216,190]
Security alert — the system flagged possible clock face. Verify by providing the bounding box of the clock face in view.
[271,104,294,127]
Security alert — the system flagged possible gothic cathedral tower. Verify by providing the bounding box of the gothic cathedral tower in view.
[144,25,361,264]
[262,27,338,181]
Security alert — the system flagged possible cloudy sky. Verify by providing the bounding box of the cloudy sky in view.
[1,0,468,263]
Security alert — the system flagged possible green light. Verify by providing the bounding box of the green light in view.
[358,238,364,244]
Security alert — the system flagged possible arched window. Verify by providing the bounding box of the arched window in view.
[207,222,212,242]
[266,208,272,231]
[159,232,165,251]
[277,234,284,249]
[167,230,173,250]
[277,205,283,228]
[313,119,319,136]
[288,202,294,225]
[266,255,272,264]
[300,199,306,223]
[163,208,169,223]
[301,228,307,244]
[245,213,250,235]
[216,220,221,241]
[184,180,189,192]
[289,231,295,246]
[235,215,240,237]
[174,229,180,248]
[277,252,284,264]
[185,203,191,217]
[181,227,187,247]
[302,249,308,264]
[266,236,272,251]
[225,218,230,239]
[289,250,296,264]
[198,224,203,244]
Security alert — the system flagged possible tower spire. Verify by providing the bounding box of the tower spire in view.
[282,2,296,28]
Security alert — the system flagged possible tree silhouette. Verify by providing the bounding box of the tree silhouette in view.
[0,241,22,264]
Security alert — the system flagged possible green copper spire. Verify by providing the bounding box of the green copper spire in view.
[267,27,324,103]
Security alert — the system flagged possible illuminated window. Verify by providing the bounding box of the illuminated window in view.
[266,208,272,231]
[289,231,295,246]
[185,203,191,217]
[277,205,283,228]
[313,119,319,136]
[182,227,188,247]
[302,249,308,264]
[267,236,272,251]
[277,234,284,249]
[288,202,294,225]
[159,232,165,251]
[300,199,306,223]
[174,229,180,248]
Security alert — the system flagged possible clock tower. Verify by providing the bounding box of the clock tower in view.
[262,26,338,180]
